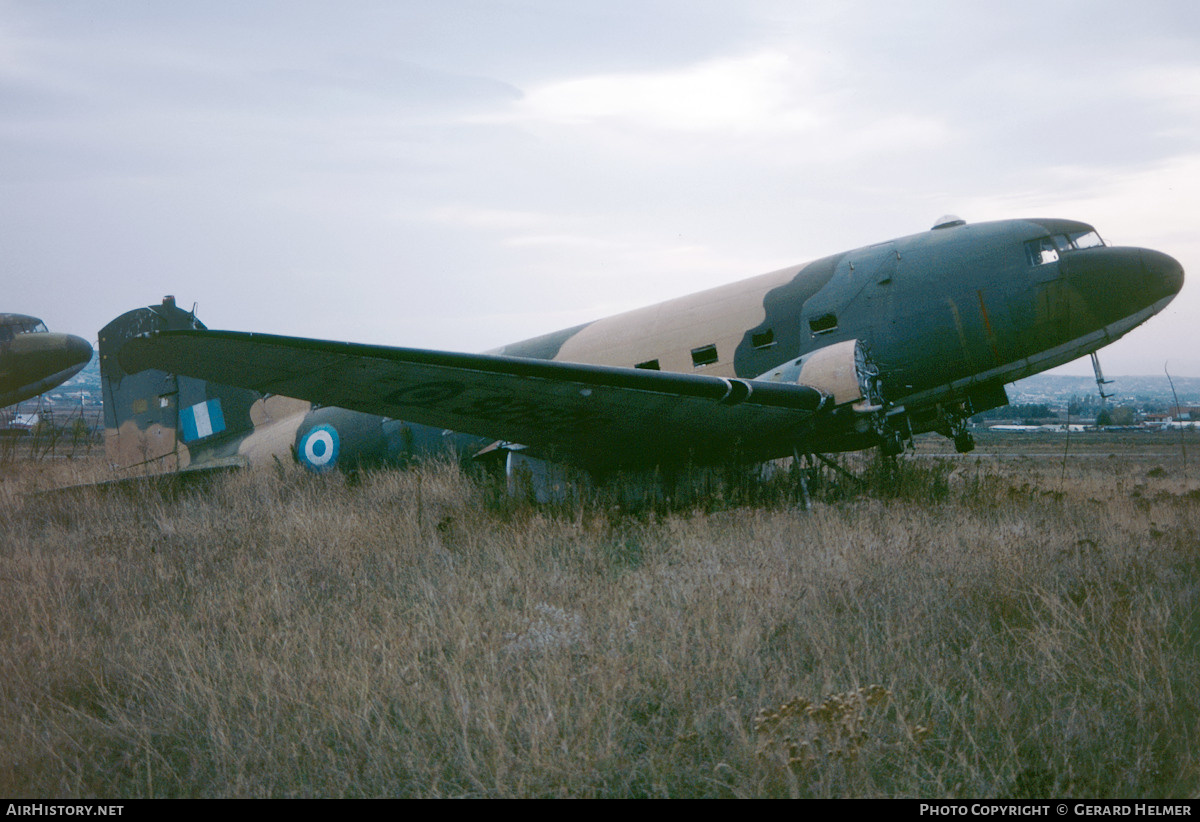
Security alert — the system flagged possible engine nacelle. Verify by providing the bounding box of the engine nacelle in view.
[753,339,901,453]
[752,338,884,412]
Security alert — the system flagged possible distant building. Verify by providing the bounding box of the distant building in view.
[8,412,38,430]
[1145,408,1200,425]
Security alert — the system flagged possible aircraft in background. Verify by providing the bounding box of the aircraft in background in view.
[103,217,1183,489]
[0,314,93,408]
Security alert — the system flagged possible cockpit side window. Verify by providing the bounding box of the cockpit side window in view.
[1026,230,1105,266]
[1026,237,1060,266]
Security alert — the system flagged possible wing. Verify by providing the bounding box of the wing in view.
[119,330,829,471]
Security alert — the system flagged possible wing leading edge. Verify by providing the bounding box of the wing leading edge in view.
[120,330,834,471]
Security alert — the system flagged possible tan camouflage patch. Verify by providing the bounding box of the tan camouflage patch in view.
[105,419,191,473]
[554,264,802,375]
[249,395,311,427]
[239,403,309,465]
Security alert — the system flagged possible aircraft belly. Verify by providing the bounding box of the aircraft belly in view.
[0,370,74,406]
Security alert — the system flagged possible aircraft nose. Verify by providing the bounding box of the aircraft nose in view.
[31,333,92,382]
[1059,245,1184,311]
[65,334,93,367]
[1141,247,1184,299]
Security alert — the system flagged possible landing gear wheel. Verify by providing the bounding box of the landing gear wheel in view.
[954,431,975,453]
[881,429,906,457]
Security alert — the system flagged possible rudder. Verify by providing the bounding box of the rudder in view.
[100,296,263,472]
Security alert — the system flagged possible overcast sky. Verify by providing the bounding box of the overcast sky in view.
[2,0,1197,376]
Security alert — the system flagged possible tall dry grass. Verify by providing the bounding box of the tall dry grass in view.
[1,444,1198,797]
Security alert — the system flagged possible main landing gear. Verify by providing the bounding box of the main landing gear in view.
[937,408,976,453]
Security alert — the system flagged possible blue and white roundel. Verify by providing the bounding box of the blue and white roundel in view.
[299,424,340,472]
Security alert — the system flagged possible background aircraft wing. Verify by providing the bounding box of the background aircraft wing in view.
[120,330,828,470]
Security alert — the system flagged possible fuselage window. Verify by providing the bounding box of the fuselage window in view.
[809,313,838,334]
[751,329,775,349]
[635,359,661,370]
[691,344,718,368]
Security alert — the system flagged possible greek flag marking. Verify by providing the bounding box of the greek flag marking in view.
[181,399,226,442]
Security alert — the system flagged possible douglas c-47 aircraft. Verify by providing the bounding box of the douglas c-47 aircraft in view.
[1,314,93,408]
[102,217,1183,488]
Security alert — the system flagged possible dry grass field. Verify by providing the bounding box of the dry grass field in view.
[2,433,1199,797]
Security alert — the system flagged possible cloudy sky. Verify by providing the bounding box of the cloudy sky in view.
[2,0,1197,375]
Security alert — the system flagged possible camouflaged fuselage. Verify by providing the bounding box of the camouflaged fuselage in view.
[495,218,1182,429]
[102,217,1183,474]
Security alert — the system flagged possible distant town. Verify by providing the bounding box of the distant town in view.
[1,357,104,439]
[3,358,1200,441]
[977,372,1200,431]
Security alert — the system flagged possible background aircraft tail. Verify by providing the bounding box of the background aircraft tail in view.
[99,296,267,472]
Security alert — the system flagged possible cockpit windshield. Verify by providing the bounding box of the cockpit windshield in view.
[1026,230,1105,266]
[0,319,48,342]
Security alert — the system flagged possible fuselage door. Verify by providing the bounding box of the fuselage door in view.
[801,243,898,339]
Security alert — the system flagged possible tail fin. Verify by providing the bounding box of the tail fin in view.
[100,296,264,473]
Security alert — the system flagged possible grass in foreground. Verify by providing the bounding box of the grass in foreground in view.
[1,448,1198,797]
